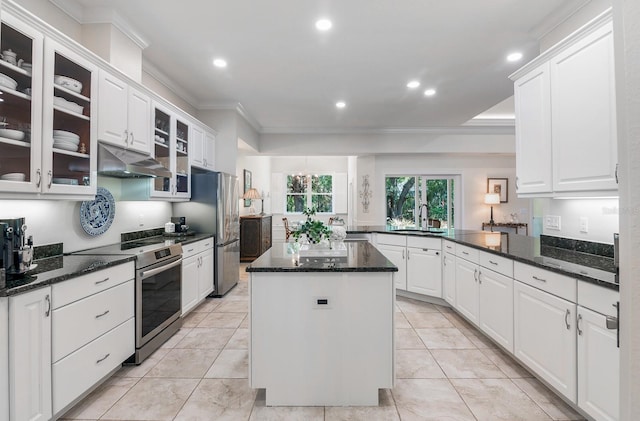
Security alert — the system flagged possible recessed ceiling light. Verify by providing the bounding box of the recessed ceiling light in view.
[336,101,346,109]
[315,19,332,31]
[407,80,420,89]
[213,58,227,68]
[507,52,523,62]
[424,88,436,97]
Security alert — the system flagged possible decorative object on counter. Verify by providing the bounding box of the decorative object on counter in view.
[329,216,345,225]
[79,187,115,236]
[487,177,508,203]
[484,192,500,225]
[282,217,292,241]
[243,169,252,207]
[360,174,372,213]
[242,187,262,215]
[164,222,175,233]
[293,207,331,245]
[482,222,528,236]
[329,225,347,242]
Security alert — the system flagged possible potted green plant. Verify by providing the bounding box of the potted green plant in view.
[292,207,331,244]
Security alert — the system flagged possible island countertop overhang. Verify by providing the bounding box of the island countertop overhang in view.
[246,240,398,273]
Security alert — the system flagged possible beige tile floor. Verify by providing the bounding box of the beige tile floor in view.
[61,264,586,421]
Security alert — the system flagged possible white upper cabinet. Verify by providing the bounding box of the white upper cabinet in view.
[511,10,617,197]
[551,21,617,193]
[190,124,215,171]
[98,70,151,154]
[514,62,552,195]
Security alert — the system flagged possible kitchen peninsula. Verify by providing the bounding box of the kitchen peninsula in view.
[247,240,397,406]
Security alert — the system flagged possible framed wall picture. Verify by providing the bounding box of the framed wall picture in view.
[244,169,252,207]
[487,178,508,203]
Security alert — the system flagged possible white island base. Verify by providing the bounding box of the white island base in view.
[249,271,395,406]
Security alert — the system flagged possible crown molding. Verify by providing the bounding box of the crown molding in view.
[463,118,515,127]
[198,101,263,133]
[49,0,149,49]
[529,0,592,41]
[141,58,199,108]
[259,125,515,135]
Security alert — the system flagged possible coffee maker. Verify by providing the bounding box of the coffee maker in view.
[1,218,33,276]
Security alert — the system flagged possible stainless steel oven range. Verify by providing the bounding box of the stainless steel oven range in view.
[74,238,183,364]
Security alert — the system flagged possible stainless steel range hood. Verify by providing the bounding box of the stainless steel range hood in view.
[97,143,172,178]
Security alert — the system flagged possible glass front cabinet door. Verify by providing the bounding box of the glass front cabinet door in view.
[0,12,43,194]
[41,38,97,196]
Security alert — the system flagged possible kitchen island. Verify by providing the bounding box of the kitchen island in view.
[247,240,397,406]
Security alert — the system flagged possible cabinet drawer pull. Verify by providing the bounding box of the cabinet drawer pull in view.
[577,314,583,335]
[489,260,498,265]
[204,243,211,247]
[462,251,469,255]
[473,268,478,282]
[407,249,410,260]
[565,309,571,330]
[532,275,546,282]
[402,249,405,259]
[615,163,619,184]
[95,278,109,285]
[516,176,520,190]
[95,310,110,319]
[36,169,42,188]
[96,353,110,364]
[47,170,52,188]
[186,248,194,253]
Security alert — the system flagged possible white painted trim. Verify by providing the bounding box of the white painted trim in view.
[463,118,515,127]
[49,0,149,49]
[260,125,515,136]
[510,7,613,80]
[141,58,199,107]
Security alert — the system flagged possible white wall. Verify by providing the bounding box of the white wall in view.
[237,154,271,217]
[198,109,238,175]
[367,154,531,231]
[539,198,618,244]
[0,200,171,253]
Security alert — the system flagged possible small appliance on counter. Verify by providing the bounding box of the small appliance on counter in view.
[171,216,188,233]
[0,217,33,277]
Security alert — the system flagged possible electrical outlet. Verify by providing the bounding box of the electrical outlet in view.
[580,217,588,233]
[545,215,561,230]
[138,214,144,227]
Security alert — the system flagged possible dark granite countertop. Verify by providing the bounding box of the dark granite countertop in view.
[345,226,618,291]
[159,233,214,246]
[247,240,398,273]
[1,254,135,297]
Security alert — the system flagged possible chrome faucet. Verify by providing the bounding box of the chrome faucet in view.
[419,203,429,230]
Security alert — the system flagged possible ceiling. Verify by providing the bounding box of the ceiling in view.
[52,0,588,132]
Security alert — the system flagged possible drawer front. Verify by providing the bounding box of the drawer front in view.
[52,262,134,309]
[52,318,134,415]
[407,236,441,250]
[183,237,214,258]
[376,233,406,247]
[578,282,619,317]
[514,262,576,302]
[442,240,456,254]
[52,280,134,362]
[455,244,479,264]
[479,251,514,278]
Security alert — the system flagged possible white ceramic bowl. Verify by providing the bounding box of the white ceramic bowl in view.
[0,172,26,181]
[53,136,80,145]
[53,142,79,152]
[0,128,25,141]
[0,73,18,90]
[53,130,80,140]
[54,96,84,114]
[54,75,82,93]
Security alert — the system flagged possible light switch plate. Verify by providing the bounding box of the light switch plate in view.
[545,215,561,230]
[580,217,588,233]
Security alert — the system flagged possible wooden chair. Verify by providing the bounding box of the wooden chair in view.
[282,217,292,241]
[429,219,441,228]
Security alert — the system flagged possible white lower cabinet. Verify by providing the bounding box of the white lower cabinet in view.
[406,237,442,297]
[442,252,456,306]
[577,305,619,421]
[478,268,514,352]
[181,238,215,315]
[514,280,577,402]
[454,257,479,325]
[376,243,407,291]
[8,287,52,421]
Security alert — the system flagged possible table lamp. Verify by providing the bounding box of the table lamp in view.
[243,188,262,215]
[484,193,500,225]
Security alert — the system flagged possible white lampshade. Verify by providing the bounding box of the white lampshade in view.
[484,193,500,205]
[242,188,262,200]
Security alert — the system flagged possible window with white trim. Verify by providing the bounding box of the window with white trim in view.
[285,174,333,213]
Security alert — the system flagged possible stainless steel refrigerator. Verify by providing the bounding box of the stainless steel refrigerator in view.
[174,169,239,296]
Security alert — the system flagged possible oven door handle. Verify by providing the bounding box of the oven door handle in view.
[140,257,183,280]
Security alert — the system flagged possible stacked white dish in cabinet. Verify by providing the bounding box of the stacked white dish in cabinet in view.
[50,262,135,416]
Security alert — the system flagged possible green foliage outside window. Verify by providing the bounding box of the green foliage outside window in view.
[286,175,333,213]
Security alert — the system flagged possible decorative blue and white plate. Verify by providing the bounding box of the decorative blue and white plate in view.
[80,187,115,236]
